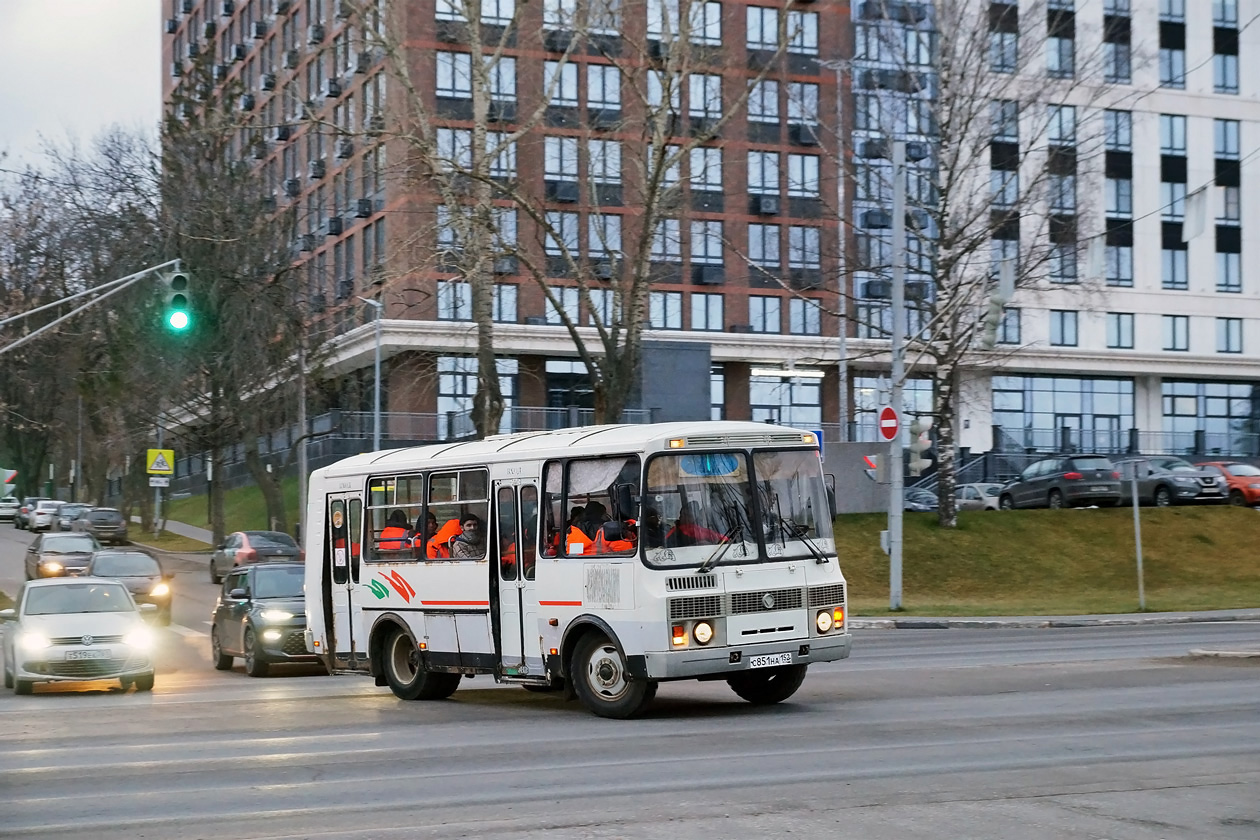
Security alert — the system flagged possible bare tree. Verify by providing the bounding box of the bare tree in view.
[844,0,1121,526]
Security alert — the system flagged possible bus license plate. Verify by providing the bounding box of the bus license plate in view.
[66,649,108,660]
[748,652,792,669]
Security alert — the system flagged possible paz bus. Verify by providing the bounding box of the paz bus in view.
[303,421,851,718]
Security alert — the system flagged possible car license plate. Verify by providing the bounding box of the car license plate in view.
[748,652,792,669]
[1090,485,1107,492]
[65,649,108,661]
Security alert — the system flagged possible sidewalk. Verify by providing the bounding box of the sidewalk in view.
[128,515,214,547]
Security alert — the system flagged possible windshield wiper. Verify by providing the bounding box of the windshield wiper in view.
[696,522,743,575]
[777,516,831,565]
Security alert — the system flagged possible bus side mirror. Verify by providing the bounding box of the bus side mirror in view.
[613,483,635,520]
[824,474,837,518]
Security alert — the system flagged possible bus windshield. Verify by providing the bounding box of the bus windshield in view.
[643,449,833,568]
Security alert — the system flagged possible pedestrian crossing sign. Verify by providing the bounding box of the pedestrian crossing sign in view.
[147,449,175,475]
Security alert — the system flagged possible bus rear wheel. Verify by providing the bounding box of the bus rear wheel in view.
[571,633,656,720]
[383,627,460,701]
[727,664,808,706]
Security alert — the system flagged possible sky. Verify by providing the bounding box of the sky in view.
[0,1,160,170]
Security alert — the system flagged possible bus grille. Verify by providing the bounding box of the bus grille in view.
[809,584,846,606]
[667,574,717,591]
[730,588,804,614]
[669,595,722,620]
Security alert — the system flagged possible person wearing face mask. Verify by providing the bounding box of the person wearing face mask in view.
[451,514,486,559]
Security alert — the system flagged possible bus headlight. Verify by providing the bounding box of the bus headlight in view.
[816,610,834,633]
[693,621,714,645]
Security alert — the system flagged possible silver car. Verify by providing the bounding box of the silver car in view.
[1,577,158,694]
[955,483,1002,511]
[29,501,65,533]
[0,496,20,522]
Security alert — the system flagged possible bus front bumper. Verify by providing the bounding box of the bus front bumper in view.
[631,631,852,681]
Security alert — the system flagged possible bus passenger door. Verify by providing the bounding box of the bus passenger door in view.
[494,482,542,675]
[325,492,365,666]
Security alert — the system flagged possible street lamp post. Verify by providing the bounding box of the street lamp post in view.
[888,140,908,611]
[357,297,383,451]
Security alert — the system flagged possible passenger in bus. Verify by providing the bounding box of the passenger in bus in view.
[666,502,724,547]
[564,505,593,555]
[499,534,517,578]
[427,518,463,559]
[413,512,439,557]
[451,514,486,559]
[579,501,610,539]
[586,520,635,553]
[640,507,666,548]
[379,510,412,551]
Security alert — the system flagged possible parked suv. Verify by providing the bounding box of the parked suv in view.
[999,455,1122,510]
[1114,457,1226,506]
[72,507,128,545]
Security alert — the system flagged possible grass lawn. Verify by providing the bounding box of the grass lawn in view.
[164,477,300,535]
[840,505,1260,616]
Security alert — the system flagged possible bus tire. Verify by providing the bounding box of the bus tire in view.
[727,663,808,706]
[571,633,655,720]
[383,627,460,701]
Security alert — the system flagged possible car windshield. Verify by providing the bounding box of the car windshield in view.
[88,510,124,523]
[60,505,90,517]
[643,449,833,568]
[90,554,161,577]
[35,502,62,512]
[247,531,297,549]
[24,582,133,615]
[1070,457,1113,471]
[253,566,305,598]
[1153,459,1197,472]
[41,535,99,554]
[1226,464,1260,477]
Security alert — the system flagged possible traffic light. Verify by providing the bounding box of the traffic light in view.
[908,417,933,477]
[863,453,890,484]
[163,271,192,331]
[980,259,1016,350]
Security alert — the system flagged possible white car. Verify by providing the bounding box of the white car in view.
[1,577,157,695]
[0,496,19,522]
[956,483,1003,511]
[29,500,65,533]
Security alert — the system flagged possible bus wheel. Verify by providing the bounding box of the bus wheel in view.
[727,664,809,706]
[383,628,460,701]
[571,633,655,720]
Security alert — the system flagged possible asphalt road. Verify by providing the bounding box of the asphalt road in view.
[1,524,1258,839]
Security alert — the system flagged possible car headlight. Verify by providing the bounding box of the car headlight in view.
[693,621,714,645]
[40,561,63,573]
[816,610,834,633]
[18,631,50,653]
[1174,477,1196,484]
[260,610,294,623]
[149,582,170,597]
[123,627,155,651]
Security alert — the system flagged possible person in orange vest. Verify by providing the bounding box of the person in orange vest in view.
[585,520,636,554]
[427,517,463,558]
[499,535,517,579]
[378,510,411,551]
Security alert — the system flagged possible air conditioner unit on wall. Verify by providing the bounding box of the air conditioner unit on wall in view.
[755,195,780,216]
[356,198,374,218]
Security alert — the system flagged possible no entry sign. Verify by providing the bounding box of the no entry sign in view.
[878,406,900,441]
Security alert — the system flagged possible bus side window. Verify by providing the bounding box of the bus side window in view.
[520,485,539,580]
[497,487,518,582]
[542,461,562,558]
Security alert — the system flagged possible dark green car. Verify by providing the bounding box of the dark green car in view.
[209,563,320,677]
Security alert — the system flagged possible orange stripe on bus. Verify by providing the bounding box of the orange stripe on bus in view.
[538,600,583,606]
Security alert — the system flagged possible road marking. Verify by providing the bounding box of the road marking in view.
[168,623,208,638]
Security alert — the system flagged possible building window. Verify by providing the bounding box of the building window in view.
[788,298,821,335]
[1106,178,1132,218]
[489,57,517,101]
[785,10,818,55]
[998,307,1020,344]
[544,210,579,256]
[1050,310,1078,347]
[545,136,579,182]
[545,60,579,107]
[1049,244,1077,284]
[991,170,1018,209]
[689,147,722,192]
[1106,245,1133,288]
[1106,312,1134,349]
[1049,174,1076,213]
[747,151,779,195]
[992,99,1019,142]
[1104,41,1131,84]
[486,132,517,178]
[992,374,1134,453]
[586,288,617,326]
[436,51,472,98]
[749,295,781,333]
[748,223,780,269]
[786,154,819,198]
[1159,114,1186,154]
[589,139,622,185]
[1215,119,1240,158]
[691,292,723,331]
[1161,182,1186,221]
[788,226,820,269]
[1105,110,1132,151]
[1162,314,1189,351]
[750,375,821,426]
[1159,47,1185,88]
[1162,249,1188,290]
[1047,34,1074,78]
[1214,53,1239,94]
[546,286,580,324]
[1048,105,1076,146]
[691,220,723,264]
[745,6,778,50]
[649,291,683,329]
[652,219,682,262]
[588,213,622,258]
[990,31,1017,73]
[748,80,779,124]
[437,280,472,321]
[711,366,725,420]
[492,284,518,323]
[438,357,518,438]
[587,64,620,111]
[1214,0,1237,25]
[1219,186,1241,226]
[787,83,818,125]
[688,74,721,118]
[1217,318,1243,353]
[1217,252,1241,293]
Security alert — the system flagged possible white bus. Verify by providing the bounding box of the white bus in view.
[304,421,850,718]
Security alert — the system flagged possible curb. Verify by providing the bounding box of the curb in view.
[849,611,1260,630]
[1188,648,1260,658]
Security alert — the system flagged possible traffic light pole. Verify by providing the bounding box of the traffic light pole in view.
[889,140,907,611]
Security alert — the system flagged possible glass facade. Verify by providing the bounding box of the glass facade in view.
[437,357,519,438]
[992,375,1133,453]
[853,375,932,442]
[749,375,822,426]
[1162,380,1260,455]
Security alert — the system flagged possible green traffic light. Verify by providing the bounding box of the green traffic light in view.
[168,310,190,330]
